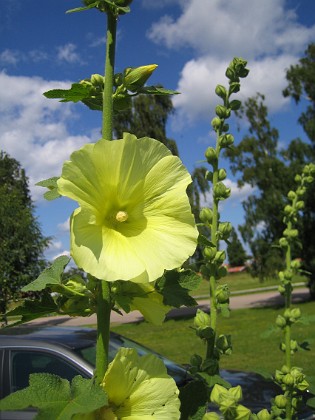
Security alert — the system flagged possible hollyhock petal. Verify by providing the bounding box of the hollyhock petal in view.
[58,133,198,282]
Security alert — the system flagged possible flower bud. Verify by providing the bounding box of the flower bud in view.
[291,259,301,269]
[215,105,231,119]
[291,308,301,319]
[216,284,230,304]
[256,409,272,420]
[274,395,287,409]
[90,73,104,86]
[283,228,299,238]
[205,147,218,165]
[218,168,227,180]
[215,84,227,100]
[199,207,213,223]
[283,373,294,386]
[218,221,232,240]
[214,250,226,264]
[204,246,217,260]
[219,134,234,148]
[214,182,231,200]
[275,315,286,328]
[296,200,304,210]
[211,117,222,130]
[279,237,288,248]
[287,190,296,201]
[123,64,158,92]
[194,309,210,329]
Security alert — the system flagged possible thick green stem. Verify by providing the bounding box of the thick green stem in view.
[94,10,117,385]
[102,11,117,140]
[95,280,112,384]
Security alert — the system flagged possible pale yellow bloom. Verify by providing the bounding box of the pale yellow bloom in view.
[58,133,198,282]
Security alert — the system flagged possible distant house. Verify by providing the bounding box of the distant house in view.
[224,265,247,274]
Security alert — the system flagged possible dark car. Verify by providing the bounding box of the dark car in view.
[0,326,313,419]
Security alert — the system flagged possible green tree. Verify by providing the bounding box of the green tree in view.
[226,93,291,279]
[283,43,315,287]
[227,226,247,267]
[0,151,49,318]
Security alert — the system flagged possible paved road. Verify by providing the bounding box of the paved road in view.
[26,287,311,328]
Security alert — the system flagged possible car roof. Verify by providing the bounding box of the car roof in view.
[0,325,99,351]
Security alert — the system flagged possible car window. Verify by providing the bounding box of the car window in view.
[10,351,83,392]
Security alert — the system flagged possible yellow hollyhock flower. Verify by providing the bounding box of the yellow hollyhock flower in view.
[58,133,198,282]
[100,348,181,419]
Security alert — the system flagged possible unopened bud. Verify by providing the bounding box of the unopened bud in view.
[274,395,287,409]
[215,84,227,100]
[205,147,218,165]
[199,207,213,223]
[123,64,158,92]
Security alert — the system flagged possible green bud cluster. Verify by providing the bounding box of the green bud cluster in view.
[276,308,301,329]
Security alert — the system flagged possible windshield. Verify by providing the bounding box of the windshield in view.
[75,333,190,386]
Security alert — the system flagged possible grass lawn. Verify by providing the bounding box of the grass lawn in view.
[111,300,315,386]
[193,271,308,297]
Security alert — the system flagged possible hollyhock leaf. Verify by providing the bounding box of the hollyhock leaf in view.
[36,177,61,201]
[156,269,200,308]
[113,281,171,324]
[22,255,70,292]
[102,348,180,419]
[58,134,198,282]
[4,294,57,326]
[0,374,107,419]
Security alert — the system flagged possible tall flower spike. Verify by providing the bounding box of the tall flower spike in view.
[58,133,198,282]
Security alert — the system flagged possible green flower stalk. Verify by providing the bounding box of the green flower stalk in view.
[57,133,198,283]
[195,58,249,373]
[274,163,315,419]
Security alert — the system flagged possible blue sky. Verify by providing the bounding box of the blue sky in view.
[1,0,315,260]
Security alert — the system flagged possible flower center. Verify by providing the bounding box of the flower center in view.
[115,210,128,223]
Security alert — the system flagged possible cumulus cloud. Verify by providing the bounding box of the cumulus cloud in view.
[0,72,91,200]
[148,0,315,127]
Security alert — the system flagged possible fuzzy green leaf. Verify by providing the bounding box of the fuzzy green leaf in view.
[36,177,61,200]
[5,294,58,325]
[156,269,201,308]
[0,374,108,419]
[22,255,70,292]
[44,84,91,102]
[138,86,179,95]
[179,380,208,420]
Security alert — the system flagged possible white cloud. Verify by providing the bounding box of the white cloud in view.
[148,0,315,127]
[57,43,81,64]
[58,218,70,232]
[0,72,91,200]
